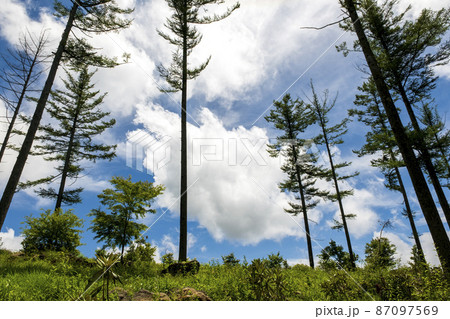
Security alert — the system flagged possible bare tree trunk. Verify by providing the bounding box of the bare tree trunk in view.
[178,3,188,262]
[55,108,80,210]
[343,0,450,273]
[320,120,356,269]
[0,4,78,230]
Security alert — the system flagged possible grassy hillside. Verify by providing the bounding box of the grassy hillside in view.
[0,249,448,301]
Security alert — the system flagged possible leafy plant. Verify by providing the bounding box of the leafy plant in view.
[84,253,121,301]
[247,258,287,300]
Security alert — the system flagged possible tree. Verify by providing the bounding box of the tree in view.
[308,83,358,269]
[18,66,116,210]
[265,94,329,268]
[0,30,49,163]
[89,176,164,262]
[318,239,358,270]
[158,0,239,262]
[21,208,83,254]
[340,0,450,225]
[417,101,450,189]
[350,78,426,265]
[365,237,397,269]
[0,0,133,230]
[222,252,240,266]
[340,0,450,275]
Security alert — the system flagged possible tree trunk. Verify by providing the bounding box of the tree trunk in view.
[0,4,78,230]
[394,165,426,263]
[178,3,188,262]
[343,0,450,274]
[291,145,315,269]
[377,36,450,226]
[318,113,356,269]
[55,106,80,210]
[373,101,427,263]
[395,82,450,226]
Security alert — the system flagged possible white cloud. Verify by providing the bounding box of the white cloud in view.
[133,103,309,245]
[0,228,24,251]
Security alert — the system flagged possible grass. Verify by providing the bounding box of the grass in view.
[0,249,448,301]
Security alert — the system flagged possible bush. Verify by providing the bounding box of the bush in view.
[21,208,83,254]
[247,258,288,300]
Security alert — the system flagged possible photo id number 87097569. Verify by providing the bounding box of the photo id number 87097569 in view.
[375,305,438,316]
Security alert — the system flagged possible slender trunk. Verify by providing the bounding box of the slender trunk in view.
[373,102,426,263]
[378,37,450,226]
[295,163,315,269]
[120,209,130,264]
[178,3,188,262]
[55,108,80,210]
[0,52,40,163]
[0,4,78,230]
[396,80,450,226]
[343,0,450,274]
[291,145,314,268]
[317,112,356,269]
[394,165,426,263]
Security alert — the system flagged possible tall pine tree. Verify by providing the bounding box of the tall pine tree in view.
[308,83,359,269]
[339,0,450,225]
[0,0,132,230]
[340,0,450,274]
[18,66,116,210]
[265,94,329,268]
[158,0,239,261]
[350,78,426,264]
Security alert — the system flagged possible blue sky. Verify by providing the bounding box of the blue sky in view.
[0,0,449,266]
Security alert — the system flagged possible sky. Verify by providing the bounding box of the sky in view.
[0,0,449,267]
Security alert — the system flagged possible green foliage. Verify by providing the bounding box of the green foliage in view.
[318,240,358,270]
[55,0,133,68]
[21,208,83,254]
[0,253,449,301]
[222,253,240,266]
[161,252,175,266]
[321,271,367,300]
[266,252,289,269]
[18,66,116,207]
[124,239,156,265]
[365,237,397,269]
[247,258,288,300]
[89,176,164,259]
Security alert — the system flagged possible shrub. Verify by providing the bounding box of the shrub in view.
[21,208,83,254]
[247,258,288,300]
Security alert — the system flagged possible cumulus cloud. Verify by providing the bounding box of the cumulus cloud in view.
[131,103,308,245]
[129,102,397,246]
[0,228,24,251]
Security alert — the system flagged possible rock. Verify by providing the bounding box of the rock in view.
[162,260,200,276]
[171,287,212,301]
[132,289,170,301]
